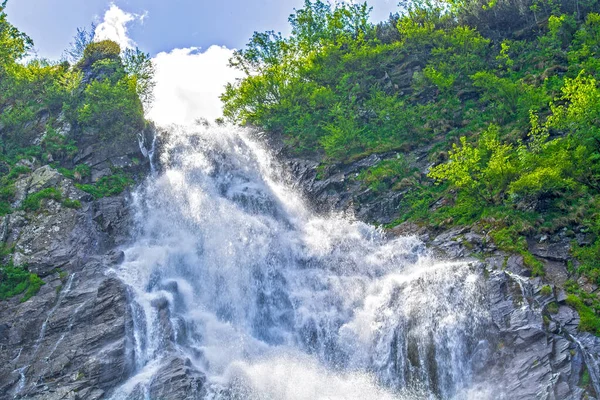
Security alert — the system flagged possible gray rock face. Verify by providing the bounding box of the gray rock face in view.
[471,268,596,399]
[73,124,154,184]
[281,153,408,224]
[0,171,134,399]
[0,163,204,400]
[148,357,206,400]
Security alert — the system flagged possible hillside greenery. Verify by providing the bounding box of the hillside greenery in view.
[0,1,152,301]
[222,0,600,333]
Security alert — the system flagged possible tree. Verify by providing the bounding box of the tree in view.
[123,47,156,109]
[0,0,33,71]
[64,24,96,64]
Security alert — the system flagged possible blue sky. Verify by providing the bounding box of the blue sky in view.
[6,0,399,59]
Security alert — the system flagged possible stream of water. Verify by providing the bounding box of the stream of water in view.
[111,124,492,399]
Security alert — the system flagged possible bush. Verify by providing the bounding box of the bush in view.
[41,127,78,162]
[0,264,44,302]
[62,198,81,209]
[21,187,62,212]
[78,40,121,69]
[76,171,133,199]
[566,294,600,335]
[541,285,553,296]
[59,164,91,181]
[77,75,145,140]
[358,156,415,192]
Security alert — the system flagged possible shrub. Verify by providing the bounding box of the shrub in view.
[76,171,133,199]
[62,198,81,209]
[0,264,44,302]
[77,75,145,140]
[566,294,600,335]
[78,40,121,69]
[41,127,78,162]
[358,156,417,192]
[59,164,91,181]
[546,302,559,314]
[540,285,553,296]
[21,187,62,212]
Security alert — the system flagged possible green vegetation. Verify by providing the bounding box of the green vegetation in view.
[580,369,591,388]
[76,171,133,199]
[21,187,62,212]
[546,302,560,314]
[223,0,600,332]
[357,156,417,192]
[0,2,152,218]
[0,2,153,306]
[566,294,600,334]
[58,164,91,181]
[541,285,553,296]
[0,263,44,302]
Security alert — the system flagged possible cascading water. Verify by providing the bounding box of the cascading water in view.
[110,124,494,399]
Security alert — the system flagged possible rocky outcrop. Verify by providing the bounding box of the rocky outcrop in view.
[0,164,135,399]
[474,267,599,399]
[0,115,153,399]
[0,135,208,400]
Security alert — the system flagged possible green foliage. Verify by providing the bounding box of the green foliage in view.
[62,198,81,209]
[430,125,520,204]
[566,294,600,334]
[58,164,91,181]
[0,2,33,71]
[0,263,44,302]
[41,126,78,162]
[123,47,156,109]
[78,40,121,69]
[1,15,152,157]
[64,24,95,63]
[540,285,553,296]
[76,171,133,199]
[0,60,82,150]
[580,369,591,387]
[358,156,415,192]
[546,302,559,314]
[77,75,145,140]
[21,187,62,212]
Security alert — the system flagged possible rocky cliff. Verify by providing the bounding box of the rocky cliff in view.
[0,122,145,399]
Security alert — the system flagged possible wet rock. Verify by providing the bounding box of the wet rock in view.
[475,269,593,399]
[0,261,135,400]
[0,179,137,399]
[148,356,206,400]
[505,254,530,277]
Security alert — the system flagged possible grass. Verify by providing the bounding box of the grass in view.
[0,264,45,302]
[76,171,133,199]
[540,285,553,296]
[21,187,62,212]
[566,294,600,335]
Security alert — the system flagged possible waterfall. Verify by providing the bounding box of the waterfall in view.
[110,124,493,399]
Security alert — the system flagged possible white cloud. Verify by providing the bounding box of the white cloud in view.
[94,3,143,50]
[92,4,242,125]
[148,46,244,126]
